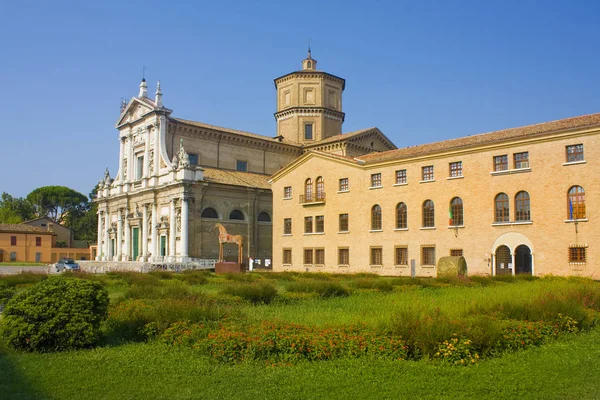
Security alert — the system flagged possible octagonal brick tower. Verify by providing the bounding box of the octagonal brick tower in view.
[274,50,346,144]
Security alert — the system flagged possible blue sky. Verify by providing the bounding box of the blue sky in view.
[1,0,599,198]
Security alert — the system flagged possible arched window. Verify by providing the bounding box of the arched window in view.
[316,177,325,201]
[201,207,218,218]
[568,186,585,219]
[422,200,435,227]
[449,197,463,226]
[494,193,509,223]
[371,205,382,230]
[515,191,530,221]
[229,210,245,220]
[396,202,407,229]
[257,212,271,222]
[304,178,313,202]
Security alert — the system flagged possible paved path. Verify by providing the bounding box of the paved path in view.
[0,266,55,275]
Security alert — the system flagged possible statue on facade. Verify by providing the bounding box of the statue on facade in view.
[178,138,190,168]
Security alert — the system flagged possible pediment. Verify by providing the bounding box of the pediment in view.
[115,98,156,128]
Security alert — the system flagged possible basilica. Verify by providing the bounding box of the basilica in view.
[95,51,394,264]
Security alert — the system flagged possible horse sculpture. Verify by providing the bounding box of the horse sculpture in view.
[214,223,244,263]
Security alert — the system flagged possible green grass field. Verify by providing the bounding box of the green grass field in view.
[1,271,599,399]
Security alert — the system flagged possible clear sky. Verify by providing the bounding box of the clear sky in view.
[1,0,599,198]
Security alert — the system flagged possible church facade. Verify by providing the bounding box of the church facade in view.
[95,51,394,264]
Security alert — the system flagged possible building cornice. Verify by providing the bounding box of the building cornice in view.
[274,107,345,123]
[274,70,346,90]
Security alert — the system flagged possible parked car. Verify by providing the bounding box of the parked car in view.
[55,258,80,272]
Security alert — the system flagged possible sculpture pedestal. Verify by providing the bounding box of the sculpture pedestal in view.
[215,262,245,274]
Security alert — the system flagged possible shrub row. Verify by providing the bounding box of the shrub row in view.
[161,320,408,363]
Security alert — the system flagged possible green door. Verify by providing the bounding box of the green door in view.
[132,227,139,260]
[160,236,167,256]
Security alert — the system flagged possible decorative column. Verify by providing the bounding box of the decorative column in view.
[142,205,148,261]
[153,121,160,175]
[103,211,110,261]
[123,206,130,261]
[118,137,125,182]
[96,211,102,260]
[116,210,123,260]
[127,132,134,181]
[169,199,176,261]
[511,251,516,276]
[151,203,158,261]
[181,197,189,261]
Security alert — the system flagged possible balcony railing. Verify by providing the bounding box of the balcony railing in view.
[300,193,326,205]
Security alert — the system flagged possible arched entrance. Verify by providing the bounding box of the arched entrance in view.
[491,232,535,276]
[495,245,512,275]
[515,245,532,275]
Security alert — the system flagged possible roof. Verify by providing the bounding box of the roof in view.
[171,118,300,146]
[358,112,600,163]
[308,127,375,145]
[273,70,346,90]
[202,167,271,190]
[0,224,54,234]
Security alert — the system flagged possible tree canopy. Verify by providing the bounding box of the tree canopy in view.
[26,186,88,223]
[0,193,36,223]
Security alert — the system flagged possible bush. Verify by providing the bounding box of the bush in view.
[123,281,191,300]
[0,272,47,287]
[221,282,278,304]
[176,270,210,285]
[286,280,350,298]
[352,278,394,292]
[0,277,109,352]
[0,281,16,308]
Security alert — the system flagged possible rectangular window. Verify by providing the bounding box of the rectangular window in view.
[338,248,349,265]
[304,124,313,140]
[283,249,292,264]
[370,247,383,266]
[422,165,434,181]
[36,237,42,247]
[188,154,199,165]
[10,252,16,262]
[450,249,463,257]
[35,252,41,262]
[494,155,508,171]
[370,173,382,187]
[339,213,349,232]
[10,236,16,246]
[283,218,292,235]
[315,248,325,265]
[339,178,349,192]
[315,215,324,233]
[395,169,407,184]
[284,186,292,199]
[136,155,144,180]
[566,144,584,163]
[421,246,436,266]
[569,247,587,263]
[236,160,248,172]
[304,216,313,233]
[395,247,408,266]
[304,248,313,264]
[514,152,529,169]
[449,161,462,177]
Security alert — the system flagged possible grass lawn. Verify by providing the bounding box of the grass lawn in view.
[1,272,599,399]
[1,327,599,400]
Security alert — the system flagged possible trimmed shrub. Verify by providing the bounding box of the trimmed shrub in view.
[224,273,262,283]
[352,278,394,292]
[123,281,191,300]
[0,272,47,287]
[285,280,350,298]
[221,282,278,304]
[0,281,16,307]
[0,277,109,352]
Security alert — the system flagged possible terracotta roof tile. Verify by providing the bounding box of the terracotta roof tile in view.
[0,224,54,234]
[306,127,376,145]
[172,118,298,145]
[202,167,271,189]
[358,112,600,163]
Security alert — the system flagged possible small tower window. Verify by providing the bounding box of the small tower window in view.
[307,61,312,69]
[304,124,313,140]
